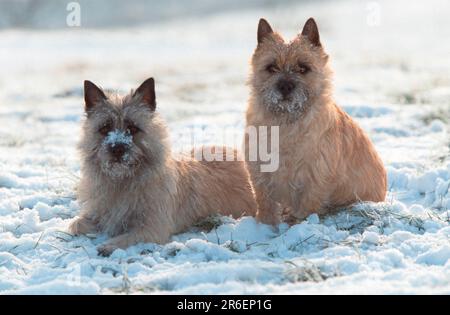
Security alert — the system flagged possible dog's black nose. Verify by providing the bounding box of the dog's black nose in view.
[109,144,126,160]
[276,79,295,98]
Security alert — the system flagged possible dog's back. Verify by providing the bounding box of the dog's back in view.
[174,146,256,229]
[329,105,387,206]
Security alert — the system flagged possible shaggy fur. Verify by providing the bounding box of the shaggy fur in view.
[245,18,387,225]
[69,78,256,256]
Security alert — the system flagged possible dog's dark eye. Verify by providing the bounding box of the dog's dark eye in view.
[297,63,311,74]
[98,124,112,136]
[265,63,278,73]
[127,125,140,135]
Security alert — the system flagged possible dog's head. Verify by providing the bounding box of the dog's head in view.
[79,78,169,179]
[250,18,332,119]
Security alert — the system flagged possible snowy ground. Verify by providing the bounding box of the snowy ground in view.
[0,0,449,294]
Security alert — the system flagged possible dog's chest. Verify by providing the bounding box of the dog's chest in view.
[266,129,309,201]
[91,186,146,235]
[246,112,312,200]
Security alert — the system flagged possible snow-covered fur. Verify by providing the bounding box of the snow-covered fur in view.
[245,18,387,225]
[70,78,256,256]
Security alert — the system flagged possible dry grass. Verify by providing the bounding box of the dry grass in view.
[284,260,331,283]
[193,214,231,232]
[326,202,431,234]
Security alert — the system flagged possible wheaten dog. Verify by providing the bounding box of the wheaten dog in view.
[245,18,386,225]
[69,78,256,255]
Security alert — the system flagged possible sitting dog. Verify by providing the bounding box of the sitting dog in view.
[245,18,386,225]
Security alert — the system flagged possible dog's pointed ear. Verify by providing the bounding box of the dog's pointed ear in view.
[84,80,106,112]
[301,18,321,47]
[257,18,273,45]
[134,77,156,111]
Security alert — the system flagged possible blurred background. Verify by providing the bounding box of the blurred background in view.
[0,0,296,29]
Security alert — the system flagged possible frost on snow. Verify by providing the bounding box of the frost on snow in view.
[0,0,449,294]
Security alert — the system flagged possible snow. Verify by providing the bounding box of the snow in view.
[0,0,449,294]
[362,231,380,244]
[416,245,450,266]
[103,130,133,148]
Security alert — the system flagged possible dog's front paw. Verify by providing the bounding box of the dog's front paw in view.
[283,213,301,226]
[256,209,281,225]
[97,244,118,257]
[69,217,96,236]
